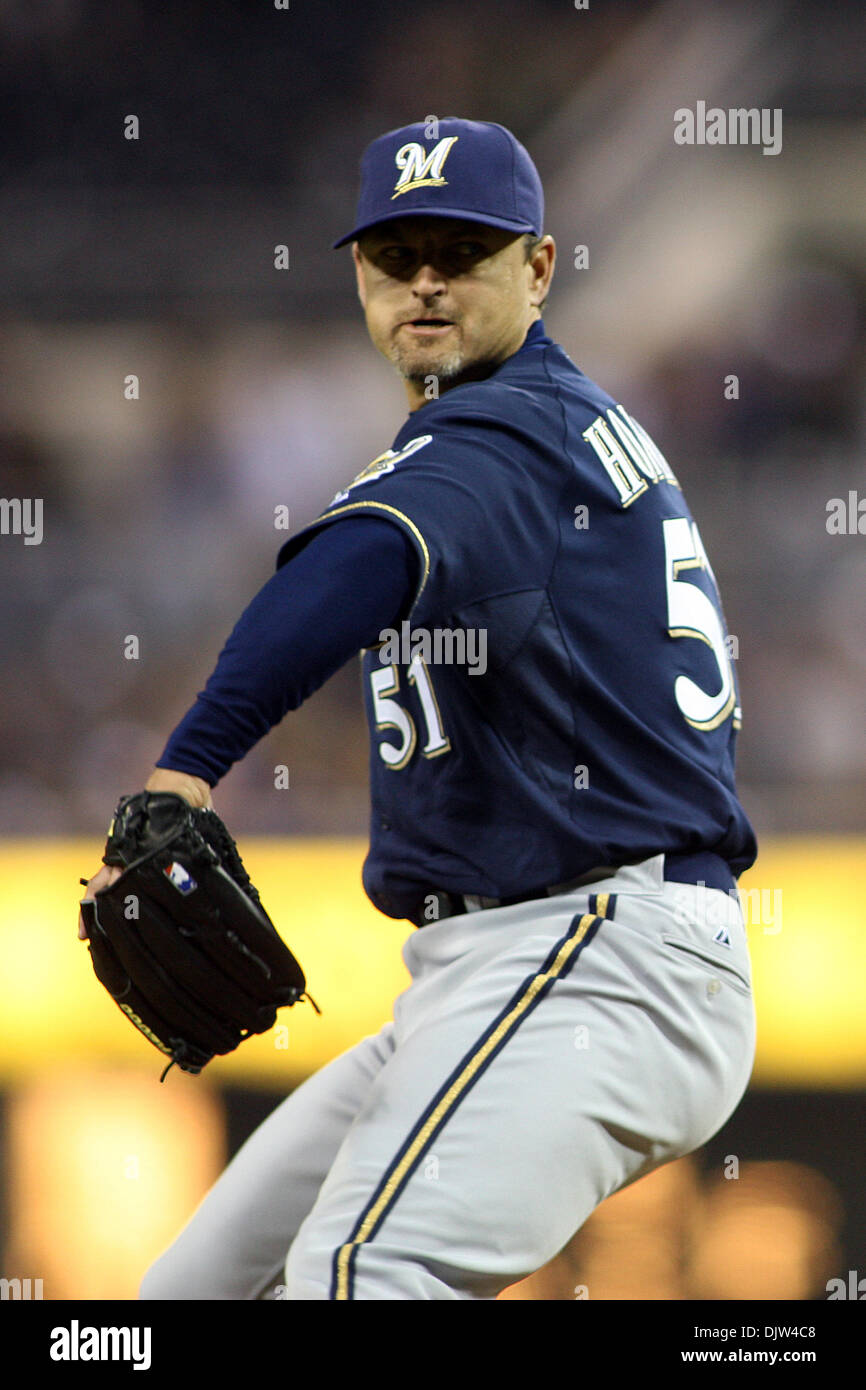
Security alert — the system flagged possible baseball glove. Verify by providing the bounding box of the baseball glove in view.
[80,791,315,1079]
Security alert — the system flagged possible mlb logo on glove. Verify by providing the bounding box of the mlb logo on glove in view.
[163,861,198,895]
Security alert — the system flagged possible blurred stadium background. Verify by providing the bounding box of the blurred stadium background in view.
[1,0,864,1300]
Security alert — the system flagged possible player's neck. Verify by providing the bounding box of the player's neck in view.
[404,317,540,412]
[404,359,498,412]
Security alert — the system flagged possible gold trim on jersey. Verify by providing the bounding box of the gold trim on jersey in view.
[683,687,737,731]
[313,501,431,611]
[668,625,714,647]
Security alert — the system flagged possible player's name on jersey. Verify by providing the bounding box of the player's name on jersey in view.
[582,404,681,508]
[376,621,487,675]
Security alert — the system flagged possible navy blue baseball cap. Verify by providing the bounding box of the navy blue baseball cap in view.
[332,118,544,248]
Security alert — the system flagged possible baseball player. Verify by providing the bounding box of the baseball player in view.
[80,118,758,1301]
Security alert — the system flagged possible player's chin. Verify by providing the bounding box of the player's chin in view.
[389,338,466,383]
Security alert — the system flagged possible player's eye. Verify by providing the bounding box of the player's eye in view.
[451,241,486,257]
[443,241,490,267]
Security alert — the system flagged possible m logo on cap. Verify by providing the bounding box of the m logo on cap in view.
[392,136,459,199]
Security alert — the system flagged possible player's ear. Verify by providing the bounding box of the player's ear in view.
[352,242,368,309]
[528,235,555,309]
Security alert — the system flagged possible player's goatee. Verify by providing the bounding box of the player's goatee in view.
[388,346,466,384]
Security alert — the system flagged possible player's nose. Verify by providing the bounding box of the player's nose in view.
[410,259,448,297]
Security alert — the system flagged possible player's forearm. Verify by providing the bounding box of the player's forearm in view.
[154,516,417,788]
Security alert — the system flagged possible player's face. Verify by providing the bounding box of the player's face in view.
[353,217,554,408]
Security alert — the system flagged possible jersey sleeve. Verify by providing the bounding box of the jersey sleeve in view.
[276,405,559,628]
[155,514,418,786]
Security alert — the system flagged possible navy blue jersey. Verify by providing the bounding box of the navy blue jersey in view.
[278,319,757,920]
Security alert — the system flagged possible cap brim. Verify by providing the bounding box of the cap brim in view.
[332,207,539,249]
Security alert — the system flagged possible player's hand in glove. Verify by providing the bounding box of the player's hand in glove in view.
[78,767,211,939]
[77,771,211,940]
[78,785,315,1078]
